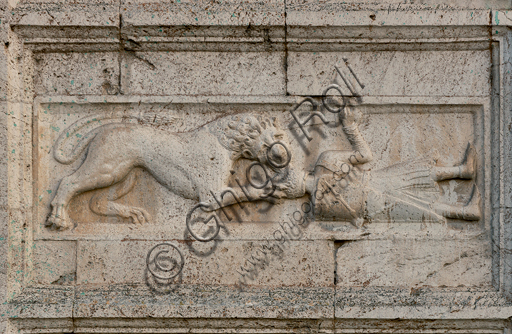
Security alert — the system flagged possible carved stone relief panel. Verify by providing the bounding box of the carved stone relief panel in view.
[34,100,487,235]
[27,47,494,293]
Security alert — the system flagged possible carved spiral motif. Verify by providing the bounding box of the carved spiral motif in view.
[146,243,184,280]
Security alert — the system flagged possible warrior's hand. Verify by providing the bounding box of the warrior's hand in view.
[339,105,374,164]
[340,105,359,127]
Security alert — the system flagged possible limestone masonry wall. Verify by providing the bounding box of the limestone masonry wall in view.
[2,0,512,333]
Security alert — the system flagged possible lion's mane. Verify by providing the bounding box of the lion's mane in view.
[220,115,279,160]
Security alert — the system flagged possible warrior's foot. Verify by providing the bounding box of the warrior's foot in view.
[46,206,73,230]
[435,185,481,221]
[461,184,481,221]
[459,143,477,179]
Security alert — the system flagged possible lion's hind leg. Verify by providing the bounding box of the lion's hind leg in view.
[89,169,152,225]
[47,130,142,230]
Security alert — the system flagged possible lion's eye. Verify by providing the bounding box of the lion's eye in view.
[274,133,284,140]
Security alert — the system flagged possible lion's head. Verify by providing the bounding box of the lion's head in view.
[221,115,290,167]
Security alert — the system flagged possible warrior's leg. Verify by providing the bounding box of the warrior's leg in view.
[365,190,444,223]
[89,169,151,225]
[433,185,481,221]
[432,143,476,181]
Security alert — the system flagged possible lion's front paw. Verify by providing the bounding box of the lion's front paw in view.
[46,207,73,230]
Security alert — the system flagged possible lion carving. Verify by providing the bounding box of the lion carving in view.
[46,113,290,230]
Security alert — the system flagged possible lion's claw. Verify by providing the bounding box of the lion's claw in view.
[125,207,151,225]
[46,212,73,230]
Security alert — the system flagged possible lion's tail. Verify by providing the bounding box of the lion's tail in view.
[53,114,130,165]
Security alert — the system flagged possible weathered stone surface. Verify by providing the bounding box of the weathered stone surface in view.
[288,50,490,97]
[0,51,7,101]
[0,103,7,209]
[0,209,7,333]
[74,285,334,319]
[32,241,76,285]
[123,52,285,96]
[34,52,120,96]
[76,240,334,287]
[336,238,492,288]
[122,0,285,27]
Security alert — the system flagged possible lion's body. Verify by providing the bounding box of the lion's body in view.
[47,122,235,230]
[89,124,232,201]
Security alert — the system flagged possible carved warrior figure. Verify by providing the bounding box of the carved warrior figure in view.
[46,114,287,230]
[279,106,481,226]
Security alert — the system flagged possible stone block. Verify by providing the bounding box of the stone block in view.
[287,50,490,97]
[76,240,334,288]
[503,107,512,208]
[32,241,76,286]
[12,3,119,28]
[122,0,285,28]
[34,52,119,96]
[286,0,511,10]
[336,238,492,288]
[122,51,285,96]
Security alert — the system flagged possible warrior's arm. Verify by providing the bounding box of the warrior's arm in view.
[342,123,373,164]
[341,107,373,164]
